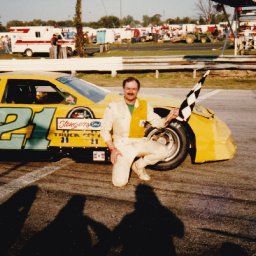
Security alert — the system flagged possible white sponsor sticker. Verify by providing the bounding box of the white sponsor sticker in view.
[57,118,102,130]
[139,120,146,127]
[93,151,105,161]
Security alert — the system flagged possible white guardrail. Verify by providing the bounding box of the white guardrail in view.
[0,57,123,76]
[0,56,255,76]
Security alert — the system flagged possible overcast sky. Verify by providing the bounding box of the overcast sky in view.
[0,0,234,25]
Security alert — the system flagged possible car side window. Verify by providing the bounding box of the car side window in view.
[4,79,76,105]
[5,80,37,104]
[35,81,77,105]
[35,83,65,104]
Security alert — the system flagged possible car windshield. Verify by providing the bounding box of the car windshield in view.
[57,76,108,103]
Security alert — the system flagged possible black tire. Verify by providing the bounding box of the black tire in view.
[145,121,189,171]
[67,47,73,56]
[140,37,146,43]
[24,49,33,57]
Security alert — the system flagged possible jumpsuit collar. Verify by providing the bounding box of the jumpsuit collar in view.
[123,97,139,108]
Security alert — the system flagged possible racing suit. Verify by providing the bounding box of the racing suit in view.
[100,97,171,187]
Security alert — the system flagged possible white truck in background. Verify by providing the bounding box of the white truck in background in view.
[8,26,76,57]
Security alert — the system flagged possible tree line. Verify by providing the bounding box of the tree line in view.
[0,13,228,32]
[0,0,230,32]
[0,0,229,57]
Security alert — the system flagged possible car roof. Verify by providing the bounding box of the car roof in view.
[0,71,68,80]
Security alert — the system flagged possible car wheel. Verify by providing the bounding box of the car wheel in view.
[67,47,73,56]
[186,36,195,44]
[24,49,33,57]
[201,37,207,43]
[145,121,189,171]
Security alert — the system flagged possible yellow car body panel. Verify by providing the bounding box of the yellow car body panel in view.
[138,96,236,162]
[188,113,236,162]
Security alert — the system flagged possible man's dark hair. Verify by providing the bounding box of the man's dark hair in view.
[122,77,140,90]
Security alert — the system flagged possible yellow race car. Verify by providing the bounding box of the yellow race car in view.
[0,71,236,170]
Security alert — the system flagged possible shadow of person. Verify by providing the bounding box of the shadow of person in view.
[20,194,111,256]
[111,184,185,256]
[0,185,38,255]
[219,242,249,256]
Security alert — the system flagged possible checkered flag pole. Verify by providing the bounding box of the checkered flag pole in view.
[177,70,210,122]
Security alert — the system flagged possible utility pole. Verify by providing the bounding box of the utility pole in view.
[120,0,122,20]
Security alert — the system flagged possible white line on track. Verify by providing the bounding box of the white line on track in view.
[0,161,69,202]
[197,89,222,103]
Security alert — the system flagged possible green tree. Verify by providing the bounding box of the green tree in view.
[142,14,162,26]
[212,13,229,24]
[84,21,100,29]
[0,22,6,32]
[98,16,120,28]
[74,0,85,57]
[166,17,197,25]
[46,20,58,26]
[181,16,198,24]
[6,20,25,28]
[121,15,140,27]
[142,15,151,27]
[57,20,74,27]
[198,16,206,24]
[150,14,162,25]
[27,19,46,26]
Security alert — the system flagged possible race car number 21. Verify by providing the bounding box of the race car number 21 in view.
[0,107,55,150]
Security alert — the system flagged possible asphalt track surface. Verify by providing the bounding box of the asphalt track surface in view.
[0,89,255,256]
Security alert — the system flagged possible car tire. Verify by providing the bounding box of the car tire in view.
[145,121,189,171]
[186,36,195,44]
[24,49,33,57]
[67,47,73,56]
[201,37,207,43]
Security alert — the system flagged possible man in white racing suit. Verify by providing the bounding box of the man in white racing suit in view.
[100,77,179,187]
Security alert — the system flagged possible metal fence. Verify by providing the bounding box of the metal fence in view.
[0,56,255,77]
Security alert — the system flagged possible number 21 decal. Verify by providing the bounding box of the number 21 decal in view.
[0,107,56,150]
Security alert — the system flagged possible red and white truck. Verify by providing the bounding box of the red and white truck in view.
[8,26,76,57]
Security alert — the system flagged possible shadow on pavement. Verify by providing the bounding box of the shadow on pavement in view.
[110,184,185,256]
[0,185,38,255]
[19,194,111,256]
[219,242,249,256]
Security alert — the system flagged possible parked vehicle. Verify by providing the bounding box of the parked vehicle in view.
[8,26,76,56]
[170,31,220,44]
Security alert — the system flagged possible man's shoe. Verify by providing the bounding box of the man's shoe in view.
[132,162,151,181]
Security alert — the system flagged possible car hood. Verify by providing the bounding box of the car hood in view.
[100,92,214,119]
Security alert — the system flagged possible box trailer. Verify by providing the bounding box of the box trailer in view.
[9,26,76,57]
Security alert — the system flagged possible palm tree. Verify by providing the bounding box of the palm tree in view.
[74,0,86,57]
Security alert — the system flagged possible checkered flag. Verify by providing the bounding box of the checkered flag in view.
[177,70,210,122]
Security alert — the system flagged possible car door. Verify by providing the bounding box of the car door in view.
[0,78,75,150]
[0,77,105,151]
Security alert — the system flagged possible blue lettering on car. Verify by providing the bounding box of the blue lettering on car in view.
[91,121,101,128]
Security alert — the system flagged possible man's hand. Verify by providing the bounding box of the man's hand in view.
[164,108,179,125]
[110,147,122,164]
